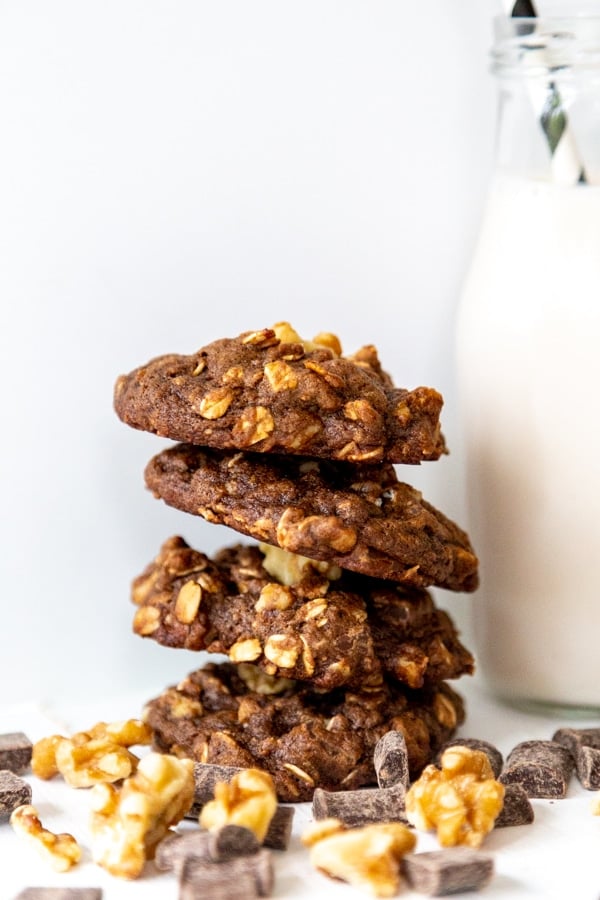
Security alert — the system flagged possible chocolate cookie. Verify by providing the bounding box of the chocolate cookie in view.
[114,323,446,464]
[142,661,466,801]
[132,538,474,690]
[144,445,479,591]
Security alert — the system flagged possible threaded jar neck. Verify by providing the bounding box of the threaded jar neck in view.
[492,17,600,77]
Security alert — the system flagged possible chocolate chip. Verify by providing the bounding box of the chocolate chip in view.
[494,783,534,827]
[500,740,574,798]
[553,727,600,790]
[401,847,494,895]
[0,769,31,821]
[0,732,32,775]
[437,737,503,779]
[312,784,407,827]
[14,891,102,900]
[155,826,260,872]
[179,849,273,898]
[373,730,409,790]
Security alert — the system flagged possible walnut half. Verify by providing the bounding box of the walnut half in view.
[10,805,81,872]
[405,745,505,848]
[200,767,277,843]
[89,752,194,879]
[302,818,416,898]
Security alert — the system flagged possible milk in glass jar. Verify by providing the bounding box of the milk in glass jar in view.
[456,16,600,712]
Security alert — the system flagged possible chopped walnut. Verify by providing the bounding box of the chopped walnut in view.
[90,752,194,879]
[276,508,357,555]
[197,387,235,419]
[271,322,341,356]
[302,818,416,898]
[303,359,345,390]
[259,543,341,586]
[229,637,262,663]
[287,421,324,450]
[31,735,63,780]
[233,405,275,445]
[312,331,342,356]
[32,719,152,788]
[394,400,412,426]
[405,745,505,848]
[133,605,161,635]
[10,804,81,872]
[221,365,245,387]
[199,767,277,843]
[263,633,302,669]
[343,399,380,425]
[254,581,294,612]
[237,663,295,695]
[263,359,298,391]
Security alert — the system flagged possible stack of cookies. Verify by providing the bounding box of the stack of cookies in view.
[114,323,478,802]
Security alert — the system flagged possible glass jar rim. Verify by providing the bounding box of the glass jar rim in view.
[492,16,600,74]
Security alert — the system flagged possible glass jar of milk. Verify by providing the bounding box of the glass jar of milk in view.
[456,16,600,713]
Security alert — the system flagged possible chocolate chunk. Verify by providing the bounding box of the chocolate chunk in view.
[436,737,503,779]
[0,732,32,775]
[312,784,407,827]
[14,891,102,900]
[208,824,262,860]
[373,731,410,790]
[156,826,260,871]
[500,740,574,798]
[179,871,257,900]
[261,805,294,851]
[0,769,32,821]
[494,783,534,827]
[179,849,273,898]
[189,763,245,813]
[553,727,600,790]
[401,847,494,895]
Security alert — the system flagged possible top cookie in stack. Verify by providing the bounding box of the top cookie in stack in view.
[114,323,478,800]
[114,321,446,464]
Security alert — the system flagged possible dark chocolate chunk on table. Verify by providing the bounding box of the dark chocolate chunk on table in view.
[553,727,600,790]
[0,770,31,821]
[0,732,32,775]
[500,739,574,798]
[401,847,494,896]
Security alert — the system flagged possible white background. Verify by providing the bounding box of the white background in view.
[0,0,591,706]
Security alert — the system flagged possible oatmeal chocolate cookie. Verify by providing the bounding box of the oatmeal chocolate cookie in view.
[144,445,479,591]
[142,661,466,802]
[114,323,446,464]
[132,538,474,690]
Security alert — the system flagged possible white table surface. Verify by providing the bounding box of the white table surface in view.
[3,675,600,900]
